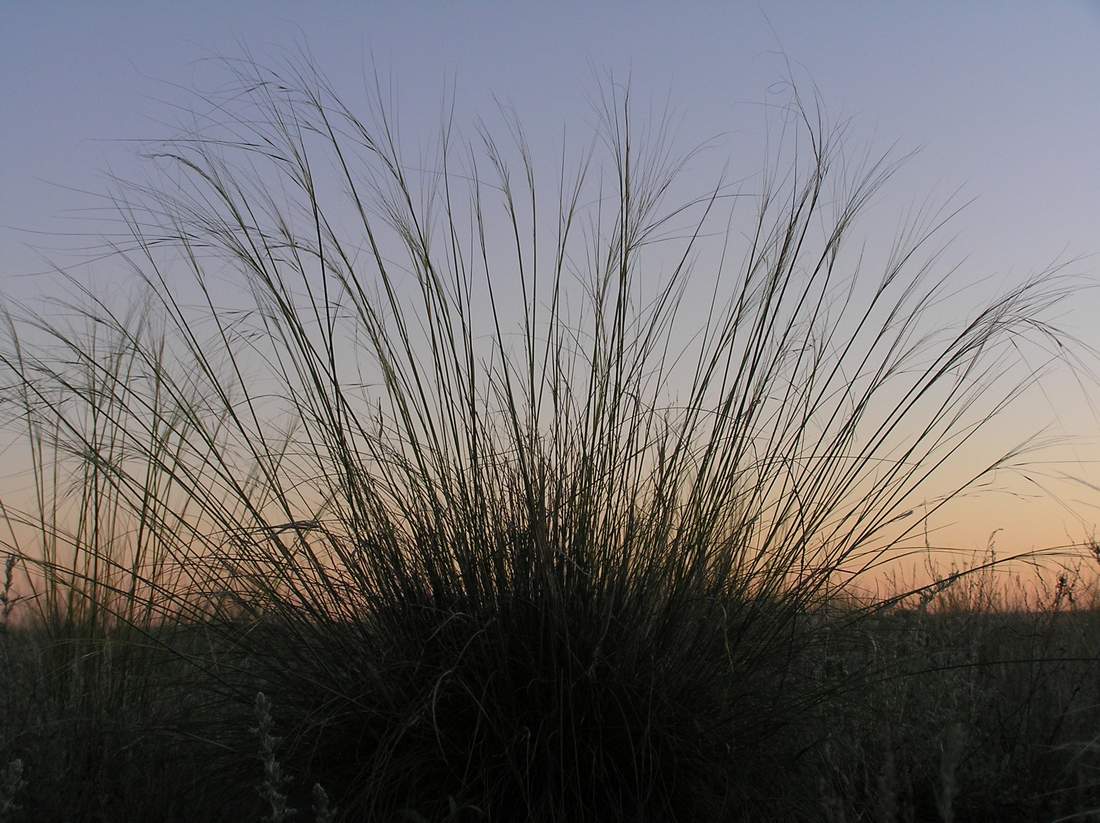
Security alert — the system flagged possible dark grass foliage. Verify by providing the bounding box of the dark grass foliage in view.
[0,54,1097,822]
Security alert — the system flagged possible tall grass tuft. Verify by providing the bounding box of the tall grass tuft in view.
[0,55,1085,820]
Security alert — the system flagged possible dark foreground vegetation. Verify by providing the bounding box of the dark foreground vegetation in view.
[3,564,1100,822]
[0,55,1097,821]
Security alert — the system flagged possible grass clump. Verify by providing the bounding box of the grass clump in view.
[0,53,1094,821]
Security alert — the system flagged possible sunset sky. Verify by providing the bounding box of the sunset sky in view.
[2,2,1100,565]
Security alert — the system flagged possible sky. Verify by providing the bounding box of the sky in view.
[2,1,1100,569]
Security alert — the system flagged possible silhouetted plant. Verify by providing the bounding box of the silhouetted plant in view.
[0,54,1087,821]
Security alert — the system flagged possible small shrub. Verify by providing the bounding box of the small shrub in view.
[0,52,1090,821]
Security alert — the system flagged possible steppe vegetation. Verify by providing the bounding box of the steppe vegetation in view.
[0,55,1098,821]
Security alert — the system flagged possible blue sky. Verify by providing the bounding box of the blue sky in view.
[4,2,1098,284]
[2,1,1100,552]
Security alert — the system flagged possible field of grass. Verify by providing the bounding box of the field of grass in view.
[0,56,1097,821]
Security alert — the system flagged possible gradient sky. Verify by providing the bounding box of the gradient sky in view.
[3,1,1100,563]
